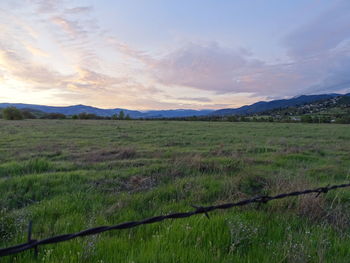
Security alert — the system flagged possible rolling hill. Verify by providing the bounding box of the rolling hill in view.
[0,103,213,118]
[211,94,343,116]
[1,93,349,119]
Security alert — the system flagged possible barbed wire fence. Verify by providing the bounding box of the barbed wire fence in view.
[1,182,350,258]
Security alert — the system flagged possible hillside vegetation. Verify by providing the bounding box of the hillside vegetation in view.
[256,95,350,123]
[1,120,350,262]
[1,93,349,120]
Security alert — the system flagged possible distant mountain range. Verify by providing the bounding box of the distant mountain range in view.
[255,93,350,118]
[0,103,213,118]
[211,94,349,116]
[1,93,349,118]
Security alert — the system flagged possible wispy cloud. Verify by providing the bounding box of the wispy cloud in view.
[25,44,50,57]
[64,6,93,14]
[0,47,127,93]
[51,16,87,38]
[281,0,350,95]
[107,37,154,64]
[1,0,349,109]
[0,48,64,87]
[176,97,212,102]
[283,1,350,58]
[112,31,350,98]
[29,0,63,13]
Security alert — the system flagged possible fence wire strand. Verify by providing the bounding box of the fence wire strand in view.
[1,182,350,257]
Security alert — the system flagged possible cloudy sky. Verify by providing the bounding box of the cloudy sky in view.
[0,0,350,110]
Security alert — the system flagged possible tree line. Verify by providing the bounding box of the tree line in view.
[0,107,130,120]
[1,106,349,124]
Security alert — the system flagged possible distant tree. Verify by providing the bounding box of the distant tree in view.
[112,114,118,120]
[45,113,66,119]
[187,115,198,121]
[72,115,78,119]
[3,107,23,120]
[320,115,331,123]
[78,112,88,119]
[125,114,131,120]
[240,116,249,122]
[336,115,350,124]
[78,112,100,119]
[228,115,238,122]
[337,96,350,106]
[21,110,37,119]
[118,110,125,120]
[301,115,313,123]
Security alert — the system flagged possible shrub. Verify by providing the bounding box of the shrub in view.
[118,110,125,120]
[21,110,37,119]
[301,115,313,123]
[2,107,23,120]
[336,115,350,124]
[228,115,239,122]
[238,175,268,196]
[44,113,66,119]
[78,112,102,119]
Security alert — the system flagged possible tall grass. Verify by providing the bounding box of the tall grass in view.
[0,120,350,262]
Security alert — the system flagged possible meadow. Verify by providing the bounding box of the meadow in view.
[1,120,350,262]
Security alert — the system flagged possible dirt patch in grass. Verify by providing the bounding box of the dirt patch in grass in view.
[241,157,273,166]
[325,205,350,233]
[297,193,326,221]
[168,153,242,176]
[238,175,269,196]
[209,144,235,157]
[92,175,157,194]
[163,140,190,147]
[77,147,137,163]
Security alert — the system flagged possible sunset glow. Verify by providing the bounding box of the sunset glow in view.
[1,0,349,109]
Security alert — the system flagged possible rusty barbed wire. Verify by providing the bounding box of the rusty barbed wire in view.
[1,182,350,257]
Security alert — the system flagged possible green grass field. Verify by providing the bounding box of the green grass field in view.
[1,120,350,262]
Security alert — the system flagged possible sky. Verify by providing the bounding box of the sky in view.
[0,0,350,110]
